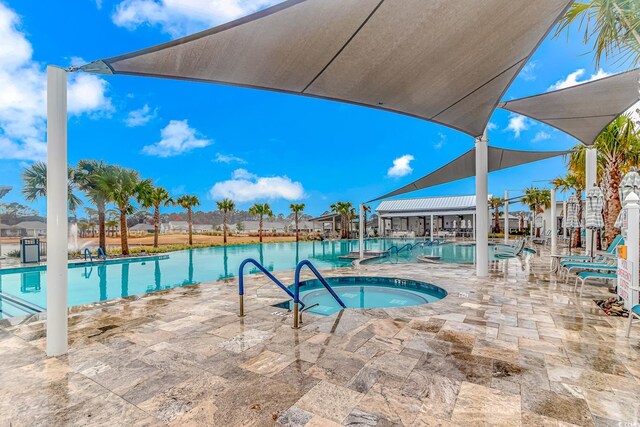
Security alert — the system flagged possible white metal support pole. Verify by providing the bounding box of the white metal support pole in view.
[551,188,557,254]
[46,66,68,356]
[625,194,639,309]
[359,204,364,259]
[563,200,567,241]
[504,190,509,244]
[430,214,434,241]
[585,147,597,255]
[377,214,382,237]
[475,131,489,277]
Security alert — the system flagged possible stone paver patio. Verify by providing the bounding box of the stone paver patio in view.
[1,247,639,426]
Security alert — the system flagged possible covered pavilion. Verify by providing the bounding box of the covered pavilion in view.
[44,0,639,356]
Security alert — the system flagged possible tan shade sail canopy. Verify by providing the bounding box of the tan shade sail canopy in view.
[81,0,572,137]
[369,147,570,202]
[500,68,640,145]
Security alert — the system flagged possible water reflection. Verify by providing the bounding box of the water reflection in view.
[121,263,129,297]
[99,265,107,301]
[154,260,161,291]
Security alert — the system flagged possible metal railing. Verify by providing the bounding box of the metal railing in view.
[387,243,418,254]
[83,248,93,263]
[293,260,346,328]
[238,258,303,317]
[97,247,107,261]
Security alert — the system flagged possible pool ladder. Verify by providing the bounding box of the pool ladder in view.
[238,258,345,329]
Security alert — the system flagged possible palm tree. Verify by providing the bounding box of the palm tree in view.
[176,195,200,246]
[216,198,235,244]
[249,203,274,243]
[553,172,586,248]
[96,166,151,255]
[289,203,305,242]
[520,187,551,238]
[488,197,504,233]
[330,201,354,239]
[556,0,640,67]
[362,205,371,237]
[21,161,83,216]
[567,116,639,242]
[139,186,173,248]
[75,160,113,253]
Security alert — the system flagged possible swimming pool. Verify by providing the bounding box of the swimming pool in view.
[276,276,447,315]
[364,242,481,265]
[0,238,426,319]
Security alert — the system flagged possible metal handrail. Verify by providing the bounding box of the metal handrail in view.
[238,258,303,317]
[293,260,346,328]
[83,248,93,262]
[97,247,107,261]
[387,243,415,254]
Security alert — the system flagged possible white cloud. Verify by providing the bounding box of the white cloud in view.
[142,119,212,157]
[486,122,498,131]
[532,131,551,143]
[231,168,256,180]
[505,114,529,138]
[387,154,414,178]
[125,104,157,127]
[432,132,446,150]
[215,152,246,164]
[112,0,283,37]
[520,61,538,81]
[0,4,112,161]
[548,68,611,91]
[210,169,304,202]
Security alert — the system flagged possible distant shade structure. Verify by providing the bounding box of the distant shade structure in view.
[369,146,570,202]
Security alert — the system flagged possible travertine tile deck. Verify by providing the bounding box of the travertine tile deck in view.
[1,247,638,426]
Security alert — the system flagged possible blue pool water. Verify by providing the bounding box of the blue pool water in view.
[0,238,435,318]
[278,276,447,315]
[365,242,482,265]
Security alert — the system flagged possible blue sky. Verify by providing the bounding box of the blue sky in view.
[0,0,635,217]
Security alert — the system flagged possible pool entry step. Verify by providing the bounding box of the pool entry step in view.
[0,292,44,319]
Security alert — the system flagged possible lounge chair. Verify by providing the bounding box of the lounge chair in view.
[492,239,526,259]
[532,230,550,245]
[626,305,640,338]
[573,271,617,296]
[559,235,623,263]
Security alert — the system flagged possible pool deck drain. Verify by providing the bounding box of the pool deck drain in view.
[0,245,639,426]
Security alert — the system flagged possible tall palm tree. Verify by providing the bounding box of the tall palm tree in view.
[249,203,274,243]
[176,195,200,246]
[568,116,639,242]
[139,186,173,248]
[556,0,640,67]
[552,172,586,248]
[488,197,504,233]
[96,166,151,255]
[362,205,371,237]
[21,161,83,216]
[520,187,551,238]
[330,201,353,239]
[289,203,305,242]
[75,160,113,253]
[216,198,235,244]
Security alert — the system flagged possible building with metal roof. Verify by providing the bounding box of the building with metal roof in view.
[375,195,491,239]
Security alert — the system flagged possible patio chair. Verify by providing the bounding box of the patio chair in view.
[559,234,623,263]
[573,271,617,297]
[492,239,526,259]
[626,305,640,338]
[563,263,617,283]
